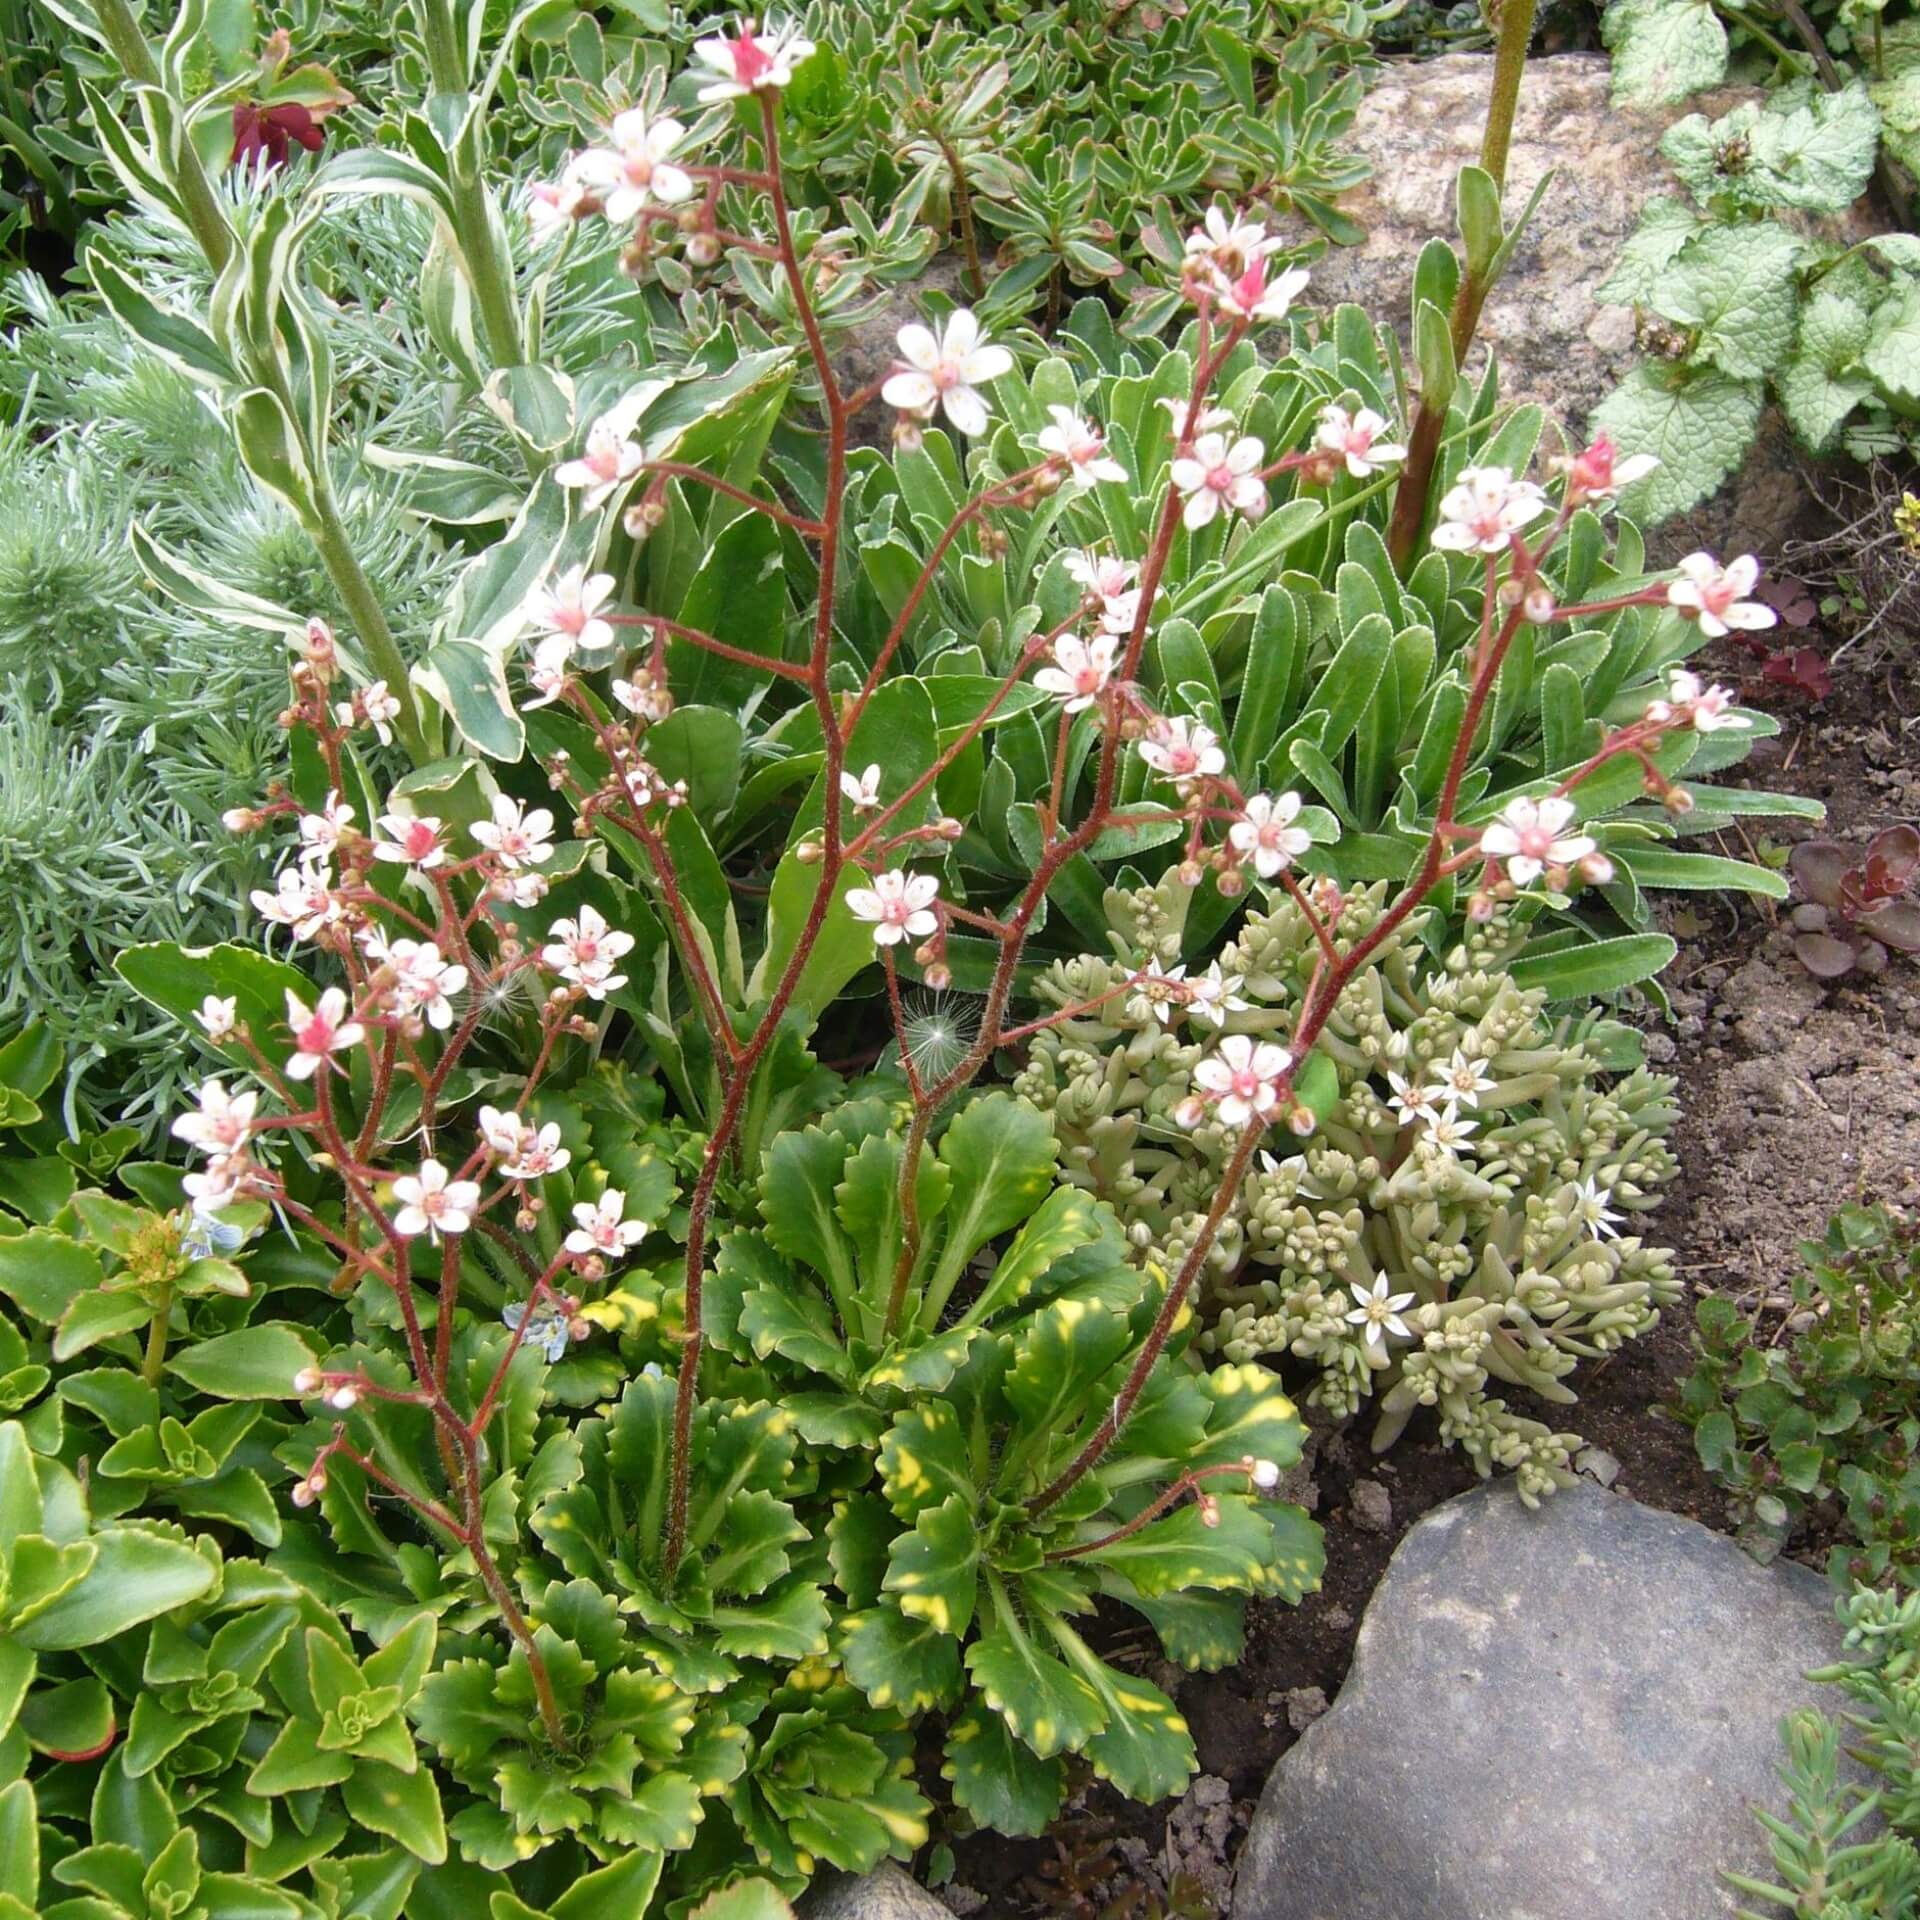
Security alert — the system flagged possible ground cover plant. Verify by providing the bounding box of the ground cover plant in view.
[0,0,1840,1910]
[1594,0,1920,520]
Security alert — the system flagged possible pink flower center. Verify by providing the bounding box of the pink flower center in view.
[1230,263,1264,309]
[555,602,587,634]
[1074,666,1103,695]
[1205,465,1234,494]
[882,897,913,925]
[1698,577,1736,617]
[1231,1067,1263,1099]
[297,1015,335,1054]
[403,823,437,857]
[730,31,773,83]
[932,360,962,390]
[1515,823,1557,860]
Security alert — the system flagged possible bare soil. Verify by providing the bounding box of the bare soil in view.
[941,635,1920,1919]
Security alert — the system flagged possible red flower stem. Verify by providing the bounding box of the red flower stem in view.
[636,459,825,536]
[604,612,813,683]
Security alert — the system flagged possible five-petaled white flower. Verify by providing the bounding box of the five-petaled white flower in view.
[372,813,446,870]
[1435,1049,1496,1109]
[1570,1176,1624,1240]
[1346,1275,1416,1363]
[1170,431,1267,530]
[1063,551,1142,631]
[1035,633,1119,713]
[612,666,673,724]
[1666,553,1776,639]
[1185,962,1248,1030]
[1213,256,1311,324]
[541,905,636,999]
[839,763,883,813]
[183,1153,250,1212]
[565,1189,649,1258]
[1477,795,1596,887]
[284,987,363,1081]
[1316,404,1407,479]
[526,567,617,657]
[881,310,1012,439]
[527,171,592,241]
[522,635,573,710]
[480,1107,572,1182]
[1190,1034,1294,1128]
[1229,791,1313,878]
[576,109,694,222]
[1650,667,1749,734]
[1037,407,1126,487]
[299,791,355,859]
[472,794,557,871]
[692,17,815,100]
[1126,962,1188,1027]
[252,864,342,941]
[172,1081,258,1155]
[1137,716,1226,794]
[1424,1108,1478,1156]
[555,417,645,511]
[1385,1072,1439,1127]
[195,995,238,1043]
[335,680,400,746]
[1429,466,1549,555]
[846,869,940,947]
[391,1160,480,1242]
[1182,207,1282,279]
[387,940,468,1031]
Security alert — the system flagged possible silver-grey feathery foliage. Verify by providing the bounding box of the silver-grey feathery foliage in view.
[1012,876,1683,1503]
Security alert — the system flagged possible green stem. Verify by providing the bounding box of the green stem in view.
[304,445,436,765]
[142,1289,172,1387]
[416,0,524,367]
[89,0,234,272]
[1386,0,1538,574]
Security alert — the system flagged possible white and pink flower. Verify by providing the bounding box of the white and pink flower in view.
[284,987,363,1081]
[846,869,940,947]
[472,794,557,871]
[391,1160,480,1242]
[1213,257,1310,324]
[1170,431,1266,530]
[839,763,883,813]
[1429,466,1549,555]
[1186,1033,1294,1129]
[1228,791,1313,878]
[1036,406,1126,487]
[526,566,617,657]
[195,995,238,1043]
[555,418,645,511]
[1647,667,1750,733]
[371,812,447,871]
[1034,632,1119,713]
[881,310,1012,439]
[1666,553,1776,639]
[251,863,342,941]
[1558,432,1658,504]
[172,1081,259,1155]
[298,791,355,859]
[541,905,635,999]
[1185,962,1248,1030]
[1477,794,1596,887]
[565,1189,649,1258]
[1315,404,1406,479]
[692,17,815,99]
[1137,715,1225,794]
[575,109,694,222]
[387,940,468,1031]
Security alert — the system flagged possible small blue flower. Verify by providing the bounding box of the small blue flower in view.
[180,1207,246,1261]
[503,1301,572,1363]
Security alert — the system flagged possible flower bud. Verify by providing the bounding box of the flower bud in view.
[1216,866,1245,897]
[1197,1494,1221,1529]
[795,836,825,864]
[326,1384,359,1411]
[1247,1455,1281,1490]
[892,414,926,454]
[1664,785,1694,816]
[1523,584,1557,625]
[1173,1094,1209,1129]
[222,806,259,833]
[1577,850,1615,886]
[293,1366,321,1395]
[1286,1101,1316,1137]
[1497,576,1525,610]
[1176,860,1205,888]
[1466,889,1496,922]
[686,233,722,267]
[923,963,952,990]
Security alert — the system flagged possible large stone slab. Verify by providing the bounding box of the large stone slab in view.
[1233,1481,1848,1920]
[801,1864,949,1919]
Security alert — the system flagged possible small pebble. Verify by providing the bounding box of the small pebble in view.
[1575,1446,1621,1489]
[1285,1685,1330,1731]
[1350,1478,1393,1534]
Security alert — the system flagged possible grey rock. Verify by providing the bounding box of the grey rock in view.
[1348,1477,1392,1534]
[1309,54,1877,549]
[1574,1444,1622,1489]
[1232,1482,1850,1920]
[802,1865,951,1920]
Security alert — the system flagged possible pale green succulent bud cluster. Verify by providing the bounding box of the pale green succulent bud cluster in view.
[1011,882,1682,1501]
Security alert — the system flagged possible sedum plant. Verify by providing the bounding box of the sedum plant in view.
[1014,875,1683,1502]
